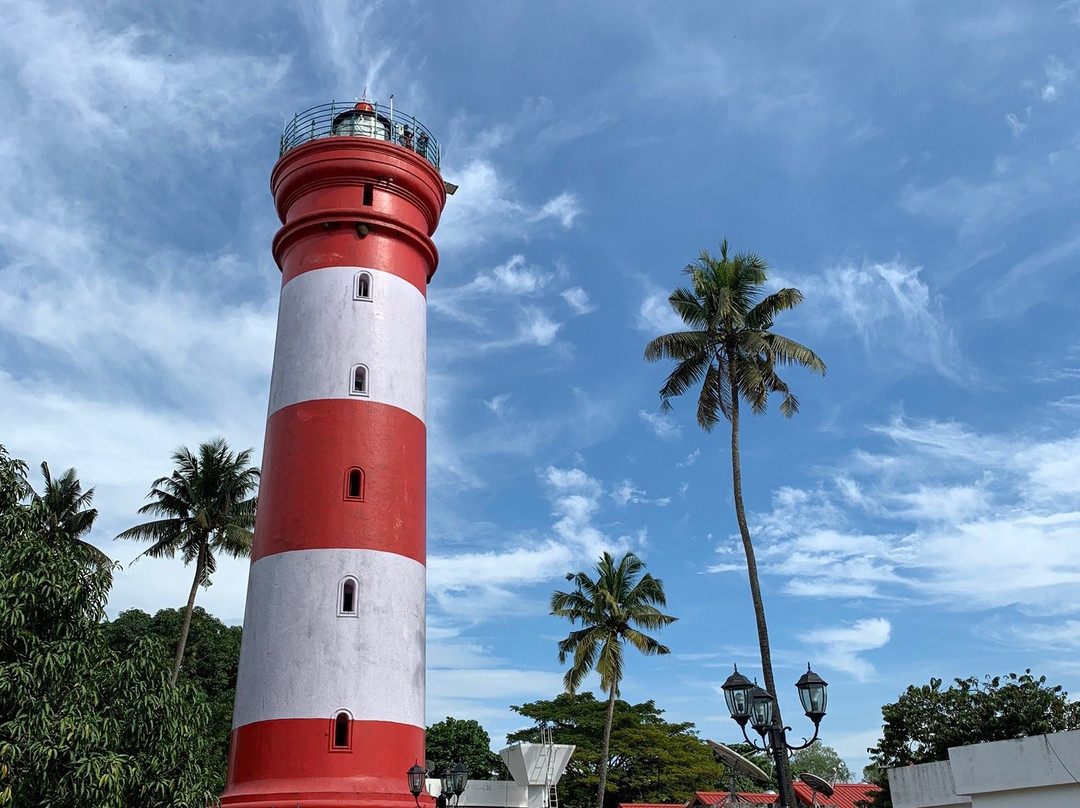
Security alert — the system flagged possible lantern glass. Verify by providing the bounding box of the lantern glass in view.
[795,665,828,722]
[721,667,755,723]
[749,686,775,731]
[407,764,427,797]
[450,761,469,796]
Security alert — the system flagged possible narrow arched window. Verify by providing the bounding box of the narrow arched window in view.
[340,577,358,615]
[332,711,351,749]
[345,467,365,500]
[355,271,372,300]
[351,364,368,396]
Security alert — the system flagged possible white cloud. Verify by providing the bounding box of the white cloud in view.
[639,409,682,440]
[797,260,972,383]
[637,287,685,335]
[530,192,583,228]
[1005,111,1028,137]
[676,449,701,468]
[561,286,596,315]
[1041,56,1075,102]
[804,618,891,681]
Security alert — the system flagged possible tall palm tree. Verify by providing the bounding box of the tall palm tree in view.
[643,240,824,806]
[118,437,259,686]
[551,551,676,808]
[32,462,111,569]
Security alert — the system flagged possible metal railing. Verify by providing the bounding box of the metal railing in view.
[279,100,440,170]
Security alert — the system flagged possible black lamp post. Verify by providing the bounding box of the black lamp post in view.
[440,761,469,807]
[407,763,428,808]
[721,663,829,808]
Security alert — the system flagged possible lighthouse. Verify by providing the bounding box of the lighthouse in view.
[221,100,447,808]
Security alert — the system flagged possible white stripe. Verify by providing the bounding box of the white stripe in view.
[268,266,426,422]
[233,548,426,728]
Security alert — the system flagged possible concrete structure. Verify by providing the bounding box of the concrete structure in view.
[425,742,575,808]
[889,730,1080,808]
[221,101,447,808]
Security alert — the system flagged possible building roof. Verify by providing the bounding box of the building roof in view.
[689,784,880,808]
[690,792,780,805]
[792,782,880,808]
[619,803,688,808]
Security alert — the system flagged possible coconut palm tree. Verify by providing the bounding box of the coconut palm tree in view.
[643,240,824,806]
[31,462,111,570]
[551,551,676,808]
[118,437,259,686]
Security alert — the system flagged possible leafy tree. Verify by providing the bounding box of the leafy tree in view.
[0,445,215,807]
[30,461,111,569]
[103,606,242,795]
[788,743,852,783]
[644,241,824,806]
[509,693,726,808]
[118,437,259,685]
[425,717,507,780]
[862,671,1080,807]
[551,552,677,808]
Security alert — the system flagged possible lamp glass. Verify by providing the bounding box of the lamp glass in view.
[795,665,828,719]
[749,686,775,731]
[721,668,755,720]
[407,764,427,797]
[450,761,469,796]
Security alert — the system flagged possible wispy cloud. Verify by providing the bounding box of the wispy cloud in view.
[795,260,973,383]
[561,287,596,315]
[639,409,682,440]
[804,618,891,681]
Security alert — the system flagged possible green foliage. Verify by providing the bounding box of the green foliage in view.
[118,437,258,685]
[103,606,242,795]
[425,717,507,781]
[551,552,677,808]
[0,445,215,807]
[788,743,852,784]
[508,693,725,808]
[862,671,1080,808]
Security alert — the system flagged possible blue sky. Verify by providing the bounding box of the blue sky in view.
[3,0,1080,776]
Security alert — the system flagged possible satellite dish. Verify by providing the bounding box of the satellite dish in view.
[706,740,770,784]
[799,772,835,801]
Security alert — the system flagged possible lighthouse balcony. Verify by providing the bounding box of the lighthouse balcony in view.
[280,100,440,169]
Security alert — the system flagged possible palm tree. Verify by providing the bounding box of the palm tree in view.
[551,551,676,808]
[643,240,824,806]
[118,437,259,686]
[31,462,111,569]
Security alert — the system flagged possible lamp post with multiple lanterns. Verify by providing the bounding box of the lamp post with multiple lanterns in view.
[721,664,829,808]
[407,761,468,808]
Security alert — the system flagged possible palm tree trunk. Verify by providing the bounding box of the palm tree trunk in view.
[595,684,617,808]
[171,541,206,686]
[727,364,796,808]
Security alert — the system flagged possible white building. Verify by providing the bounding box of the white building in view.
[428,741,576,808]
[889,729,1080,808]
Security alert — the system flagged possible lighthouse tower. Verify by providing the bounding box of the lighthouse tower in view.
[221,101,447,808]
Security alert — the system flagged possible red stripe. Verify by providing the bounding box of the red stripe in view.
[276,223,432,295]
[253,399,425,564]
[222,718,424,808]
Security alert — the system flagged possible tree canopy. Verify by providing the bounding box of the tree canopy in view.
[551,551,676,808]
[0,445,216,808]
[862,671,1080,807]
[509,692,725,808]
[788,743,852,784]
[103,606,242,795]
[118,437,258,685]
[425,717,507,781]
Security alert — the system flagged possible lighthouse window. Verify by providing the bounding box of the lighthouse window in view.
[351,364,369,396]
[345,468,365,500]
[339,577,358,615]
[354,271,372,300]
[363,183,374,206]
[332,711,351,749]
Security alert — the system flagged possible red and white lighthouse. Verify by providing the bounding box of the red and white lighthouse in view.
[221,101,447,808]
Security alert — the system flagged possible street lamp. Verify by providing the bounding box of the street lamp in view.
[440,761,468,807]
[407,763,427,808]
[721,663,829,808]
